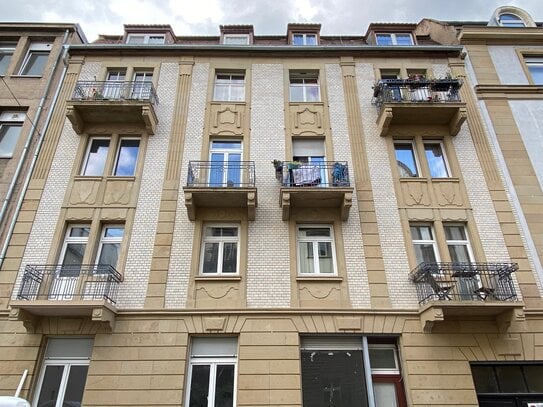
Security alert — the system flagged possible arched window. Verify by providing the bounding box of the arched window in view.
[498,13,526,27]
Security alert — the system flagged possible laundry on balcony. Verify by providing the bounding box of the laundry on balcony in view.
[291,165,321,186]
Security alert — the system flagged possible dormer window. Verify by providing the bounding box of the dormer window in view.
[376,33,413,46]
[223,34,250,45]
[498,13,526,27]
[292,33,317,45]
[126,34,165,44]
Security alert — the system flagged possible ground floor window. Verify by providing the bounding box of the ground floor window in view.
[300,337,405,407]
[34,338,93,407]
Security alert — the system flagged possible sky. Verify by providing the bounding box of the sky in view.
[3,0,543,42]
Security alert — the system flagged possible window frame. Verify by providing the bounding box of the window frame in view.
[199,224,241,275]
[18,42,51,76]
[0,111,24,158]
[410,223,440,265]
[292,33,318,45]
[394,141,420,178]
[0,41,17,75]
[213,71,246,102]
[113,137,140,176]
[95,225,125,271]
[376,33,414,46]
[80,137,110,176]
[222,34,250,45]
[296,224,338,275]
[444,223,474,264]
[58,225,91,268]
[126,33,165,44]
[524,56,543,85]
[498,13,526,27]
[423,140,451,178]
[289,71,321,102]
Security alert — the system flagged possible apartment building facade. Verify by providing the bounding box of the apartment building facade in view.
[0,11,542,407]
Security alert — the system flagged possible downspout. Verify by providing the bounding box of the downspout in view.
[0,30,70,267]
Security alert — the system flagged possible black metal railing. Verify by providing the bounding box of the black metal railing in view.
[410,262,518,305]
[187,161,256,187]
[372,79,462,111]
[17,264,123,304]
[71,81,159,105]
[277,161,350,187]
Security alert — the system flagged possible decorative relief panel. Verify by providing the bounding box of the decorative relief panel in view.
[69,179,100,205]
[400,180,431,207]
[434,179,463,207]
[289,103,325,136]
[103,179,135,206]
[195,281,241,308]
[297,281,343,308]
[209,102,246,136]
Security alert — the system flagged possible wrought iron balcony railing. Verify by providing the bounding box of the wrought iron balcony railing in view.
[71,81,159,105]
[372,78,462,111]
[410,262,518,305]
[277,161,350,188]
[187,161,256,188]
[16,264,123,304]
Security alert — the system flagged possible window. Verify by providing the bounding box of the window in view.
[376,33,413,46]
[394,142,419,177]
[34,338,93,407]
[223,34,250,45]
[0,111,24,158]
[59,225,90,269]
[424,141,449,178]
[126,34,165,44]
[200,225,239,274]
[498,13,526,27]
[114,138,140,176]
[445,224,473,263]
[132,71,153,99]
[96,225,124,271]
[525,57,543,85]
[289,71,320,102]
[103,70,126,99]
[213,72,245,102]
[292,33,317,45]
[297,225,337,275]
[19,42,51,76]
[209,140,242,187]
[0,42,16,75]
[291,138,326,186]
[300,337,406,407]
[410,224,439,265]
[185,337,237,407]
[81,138,110,176]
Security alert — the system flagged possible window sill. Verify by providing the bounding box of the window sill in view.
[430,177,460,183]
[10,74,43,79]
[210,100,246,104]
[105,176,136,181]
[289,101,323,105]
[296,276,342,282]
[195,275,242,281]
[74,175,103,181]
[399,177,428,182]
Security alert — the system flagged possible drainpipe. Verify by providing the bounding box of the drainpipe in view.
[0,30,70,267]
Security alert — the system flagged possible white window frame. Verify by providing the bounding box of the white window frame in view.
[126,34,165,44]
[423,140,451,178]
[498,13,526,27]
[296,225,338,275]
[132,70,153,99]
[200,224,240,275]
[292,33,318,45]
[289,72,320,102]
[368,344,400,375]
[524,57,543,85]
[80,137,110,176]
[376,33,414,46]
[209,139,243,186]
[18,42,51,76]
[394,140,420,178]
[213,72,245,102]
[113,137,140,176]
[0,111,24,158]
[0,41,17,75]
[95,225,124,271]
[59,225,90,266]
[410,223,440,265]
[223,34,250,45]
[444,224,474,263]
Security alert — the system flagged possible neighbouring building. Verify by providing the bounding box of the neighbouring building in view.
[0,9,542,407]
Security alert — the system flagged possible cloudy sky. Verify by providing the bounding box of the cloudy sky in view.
[4,0,543,41]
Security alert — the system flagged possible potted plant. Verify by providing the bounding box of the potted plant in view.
[272,159,283,180]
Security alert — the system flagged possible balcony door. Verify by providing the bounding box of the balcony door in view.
[292,139,327,186]
[209,140,242,187]
[131,71,153,100]
[103,70,126,99]
[50,226,90,300]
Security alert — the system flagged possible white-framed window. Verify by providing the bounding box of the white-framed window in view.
[126,34,165,44]
[0,42,17,75]
[34,338,93,407]
[223,34,250,45]
[213,72,245,102]
[297,225,337,275]
[292,33,317,45]
[81,137,110,176]
[394,141,419,177]
[185,337,237,407]
[289,71,320,102]
[498,13,526,27]
[102,69,127,99]
[424,141,450,178]
[0,111,24,158]
[113,138,140,176]
[524,57,543,85]
[200,225,240,274]
[96,225,124,271]
[376,33,413,46]
[18,42,51,76]
[410,224,439,265]
[59,225,90,268]
[131,70,153,99]
[444,224,474,263]
[292,138,327,186]
[368,343,403,407]
[209,140,242,187]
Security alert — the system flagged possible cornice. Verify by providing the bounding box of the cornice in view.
[475,84,543,99]
[460,27,543,44]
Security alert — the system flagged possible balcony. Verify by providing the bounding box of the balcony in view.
[184,161,257,221]
[66,81,159,135]
[9,264,122,332]
[372,79,467,136]
[278,161,353,221]
[410,262,525,333]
